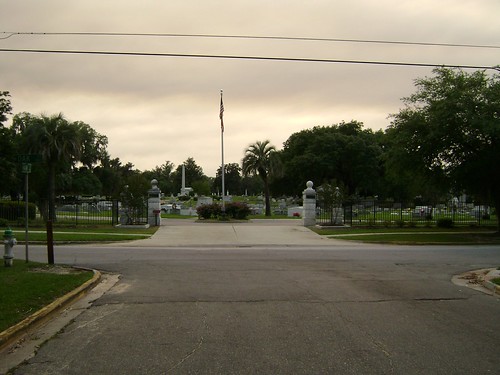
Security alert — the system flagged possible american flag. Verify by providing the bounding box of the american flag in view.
[219,94,224,132]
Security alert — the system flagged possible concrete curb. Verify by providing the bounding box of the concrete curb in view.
[483,269,500,294]
[0,268,101,350]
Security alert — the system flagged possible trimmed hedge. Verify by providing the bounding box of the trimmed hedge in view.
[437,218,454,228]
[0,200,37,221]
[197,203,221,219]
[197,202,251,220]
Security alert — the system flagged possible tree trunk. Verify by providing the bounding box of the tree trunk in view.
[494,199,500,235]
[264,178,271,216]
[48,162,57,222]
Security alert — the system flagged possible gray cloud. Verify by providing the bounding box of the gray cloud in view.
[1,0,499,176]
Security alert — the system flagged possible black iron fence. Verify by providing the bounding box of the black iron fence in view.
[53,198,121,225]
[317,199,496,227]
[0,200,37,223]
[0,197,148,226]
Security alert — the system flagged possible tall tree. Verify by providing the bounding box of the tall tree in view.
[69,167,103,196]
[143,161,175,195]
[172,157,206,194]
[74,121,108,169]
[387,67,500,231]
[213,163,242,195]
[275,121,384,197]
[0,91,12,124]
[242,140,281,216]
[21,113,82,221]
[0,91,18,197]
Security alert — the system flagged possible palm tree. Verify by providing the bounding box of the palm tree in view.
[242,140,281,216]
[24,113,81,221]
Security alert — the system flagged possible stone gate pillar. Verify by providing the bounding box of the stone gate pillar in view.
[148,179,162,226]
[302,181,316,226]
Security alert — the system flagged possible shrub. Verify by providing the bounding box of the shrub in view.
[0,218,9,227]
[196,203,223,220]
[223,202,251,220]
[196,204,213,219]
[210,203,222,218]
[196,202,251,220]
[0,200,37,221]
[227,202,251,220]
[395,219,405,228]
[407,221,417,228]
[437,218,454,228]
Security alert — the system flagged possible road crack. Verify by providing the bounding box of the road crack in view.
[165,302,208,373]
[327,303,395,374]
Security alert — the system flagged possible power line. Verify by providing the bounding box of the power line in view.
[0,47,497,71]
[1,31,499,50]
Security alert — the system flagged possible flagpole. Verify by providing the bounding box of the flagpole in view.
[220,90,225,214]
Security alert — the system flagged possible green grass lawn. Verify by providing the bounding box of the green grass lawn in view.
[10,225,158,243]
[0,260,93,332]
[315,228,500,245]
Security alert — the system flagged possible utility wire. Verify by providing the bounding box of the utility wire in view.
[1,31,499,50]
[0,47,497,71]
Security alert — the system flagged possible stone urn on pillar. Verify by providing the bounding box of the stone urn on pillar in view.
[148,179,162,227]
[302,181,316,226]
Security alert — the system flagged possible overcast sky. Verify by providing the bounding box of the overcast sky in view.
[1,0,499,176]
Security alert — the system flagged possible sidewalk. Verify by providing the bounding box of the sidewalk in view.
[110,218,337,247]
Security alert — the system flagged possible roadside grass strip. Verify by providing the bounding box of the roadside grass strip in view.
[0,261,93,333]
[326,231,500,244]
[11,230,154,242]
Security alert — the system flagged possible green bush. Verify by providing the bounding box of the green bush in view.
[0,200,37,221]
[196,202,251,220]
[395,219,405,228]
[437,218,454,228]
[196,204,214,219]
[225,202,251,220]
[196,203,222,220]
[211,203,222,218]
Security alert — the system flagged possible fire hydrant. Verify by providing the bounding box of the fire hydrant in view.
[3,228,17,267]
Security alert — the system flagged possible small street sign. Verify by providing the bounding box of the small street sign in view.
[22,163,32,174]
[17,154,42,163]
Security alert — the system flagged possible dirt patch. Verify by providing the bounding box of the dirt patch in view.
[458,269,489,285]
[28,265,87,275]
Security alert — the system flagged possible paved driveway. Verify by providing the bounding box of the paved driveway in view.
[114,219,348,247]
[2,220,500,374]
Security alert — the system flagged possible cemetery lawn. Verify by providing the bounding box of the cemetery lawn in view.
[0,260,93,332]
[10,225,158,243]
[312,227,500,245]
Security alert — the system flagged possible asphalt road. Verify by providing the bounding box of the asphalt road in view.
[4,232,500,374]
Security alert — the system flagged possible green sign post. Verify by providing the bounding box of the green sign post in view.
[17,154,42,163]
[17,154,42,263]
[22,163,32,174]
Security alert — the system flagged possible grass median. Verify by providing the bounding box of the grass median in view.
[10,225,158,243]
[312,227,500,245]
[0,260,94,333]
[1,225,156,335]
